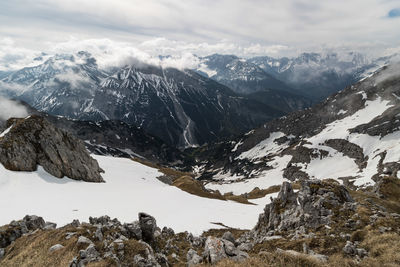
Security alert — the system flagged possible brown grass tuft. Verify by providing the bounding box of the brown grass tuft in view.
[0,226,94,267]
[196,251,322,267]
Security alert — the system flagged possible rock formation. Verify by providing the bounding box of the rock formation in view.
[0,115,104,182]
[254,180,354,235]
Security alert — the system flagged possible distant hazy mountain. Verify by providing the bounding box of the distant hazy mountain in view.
[195,54,311,112]
[248,52,394,101]
[196,52,395,102]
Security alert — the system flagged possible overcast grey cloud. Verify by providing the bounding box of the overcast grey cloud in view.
[0,0,399,70]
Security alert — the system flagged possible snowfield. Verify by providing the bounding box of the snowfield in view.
[0,155,273,235]
[206,96,400,193]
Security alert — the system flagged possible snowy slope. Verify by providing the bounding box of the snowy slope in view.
[0,155,273,235]
[200,64,400,194]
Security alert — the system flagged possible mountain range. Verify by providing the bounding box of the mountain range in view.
[196,52,397,101]
[189,63,400,195]
[0,52,284,148]
[1,52,400,267]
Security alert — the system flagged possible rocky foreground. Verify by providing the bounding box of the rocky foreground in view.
[1,177,399,267]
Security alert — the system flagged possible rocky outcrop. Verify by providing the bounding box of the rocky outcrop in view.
[0,215,46,248]
[254,180,354,235]
[203,234,249,264]
[324,139,368,169]
[139,212,157,243]
[282,145,329,181]
[0,115,104,182]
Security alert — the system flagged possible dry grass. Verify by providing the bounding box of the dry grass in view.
[0,225,95,267]
[246,185,281,199]
[132,157,255,205]
[172,175,225,201]
[201,228,248,239]
[131,157,194,180]
[359,232,400,267]
[196,251,322,267]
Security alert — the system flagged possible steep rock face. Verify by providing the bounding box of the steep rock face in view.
[0,99,183,165]
[92,65,283,147]
[254,180,353,235]
[48,117,184,165]
[0,115,104,182]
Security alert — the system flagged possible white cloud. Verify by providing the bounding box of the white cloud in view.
[50,70,93,90]
[0,81,26,93]
[0,0,399,62]
[0,97,28,120]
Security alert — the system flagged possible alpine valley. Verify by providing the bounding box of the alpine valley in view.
[1,51,400,267]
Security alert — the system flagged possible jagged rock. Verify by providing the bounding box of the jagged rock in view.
[187,233,205,247]
[77,236,93,246]
[133,255,151,267]
[155,253,169,267]
[139,213,157,242]
[124,221,142,240]
[0,215,45,249]
[283,166,309,181]
[0,115,104,182]
[133,240,161,267]
[237,242,253,252]
[49,244,64,252]
[73,243,100,267]
[161,226,175,236]
[324,139,368,169]
[343,241,357,255]
[204,236,227,264]
[255,180,354,235]
[43,222,57,230]
[222,239,238,256]
[23,215,45,230]
[282,146,328,181]
[186,248,202,266]
[89,215,111,225]
[221,231,236,245]
[94,227,103,241]
[71,220,80,227]
[0,248,5,259]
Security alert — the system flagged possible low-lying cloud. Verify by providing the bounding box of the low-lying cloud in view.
[374,61,400,85]
[0,97,28,121]
[50,70,93,90]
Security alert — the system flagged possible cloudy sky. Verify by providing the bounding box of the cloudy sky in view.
[0,0,399,70]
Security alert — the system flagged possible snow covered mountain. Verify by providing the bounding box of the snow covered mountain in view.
[197,54,292,94]
[91,65,283,147]
[0,53,285,148]
[196,54,311,113]
[196,52,396,103]
[190,64,400,195]
[249,52,394,101]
